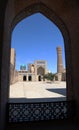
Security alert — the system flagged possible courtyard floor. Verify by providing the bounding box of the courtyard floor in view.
[9,81,66,102]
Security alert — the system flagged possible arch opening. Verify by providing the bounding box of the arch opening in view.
[10,12,66,101]
[28,75,32,81]
[23,75,26,81]
[0,1,73,128]
[38,75,41,81]
[37,67,45,76]
[9,3,72,101]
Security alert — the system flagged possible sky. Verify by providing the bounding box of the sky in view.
[11,13,65,73]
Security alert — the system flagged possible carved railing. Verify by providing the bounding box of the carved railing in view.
[7,101,74,122]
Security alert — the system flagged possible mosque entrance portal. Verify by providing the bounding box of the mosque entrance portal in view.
[37,67,45,75]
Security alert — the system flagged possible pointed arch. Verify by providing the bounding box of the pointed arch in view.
[37,66,45,75]
[1,1,78,129]
[10,2,72,100]
[28,75,32,81]
[23,75,26,81]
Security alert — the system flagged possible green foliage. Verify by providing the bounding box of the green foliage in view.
[43,72,55,81]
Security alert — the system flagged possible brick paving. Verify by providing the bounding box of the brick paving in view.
[9,81,66,102]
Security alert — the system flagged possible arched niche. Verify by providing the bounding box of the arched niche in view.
[37,66,45,75]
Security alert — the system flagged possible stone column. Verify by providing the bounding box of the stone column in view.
[57,46,63,73]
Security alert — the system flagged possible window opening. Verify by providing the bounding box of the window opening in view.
[9,13,66,102]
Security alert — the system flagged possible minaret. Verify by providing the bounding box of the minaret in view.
[57,46,63,73]
[10,48,16,69]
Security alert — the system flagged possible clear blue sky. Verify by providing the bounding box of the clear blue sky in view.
[11,13,65,73]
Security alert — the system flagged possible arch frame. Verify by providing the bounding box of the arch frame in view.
[10,2,73,100]
[0,1,74,129]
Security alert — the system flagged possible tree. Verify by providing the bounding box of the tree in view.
[43,72,55,81]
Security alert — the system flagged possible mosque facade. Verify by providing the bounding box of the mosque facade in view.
[18,60,47,82]
[10,47,66,84]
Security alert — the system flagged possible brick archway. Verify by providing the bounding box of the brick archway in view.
[0,1,75,129]
[4,2,72,100]
[28,75,32,81]
[23,75,26,81]
[11,2,72,100]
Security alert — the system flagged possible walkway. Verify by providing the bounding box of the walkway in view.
[9,81,66,102]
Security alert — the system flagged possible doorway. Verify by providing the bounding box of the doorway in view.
[38,75,41,81]
[28,75,32,81]
[23,75,26,81]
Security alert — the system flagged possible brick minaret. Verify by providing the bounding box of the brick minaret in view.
[57,46,63,73]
